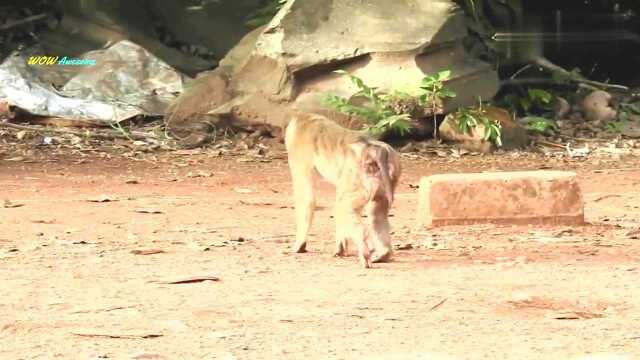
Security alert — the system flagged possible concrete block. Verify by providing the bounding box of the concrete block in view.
[417,171,584,227]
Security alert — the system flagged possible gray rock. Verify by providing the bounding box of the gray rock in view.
[166,0,499,140]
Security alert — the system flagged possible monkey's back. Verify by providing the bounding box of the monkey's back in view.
[285,113,369,185]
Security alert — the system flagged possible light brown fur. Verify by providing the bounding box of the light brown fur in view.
[284,113,401,268]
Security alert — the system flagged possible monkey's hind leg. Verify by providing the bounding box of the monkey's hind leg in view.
[288,156,316,253]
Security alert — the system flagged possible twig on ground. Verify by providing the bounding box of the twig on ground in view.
[535,139,566,149]
[0,121,159,141]
[532,57,629,91]
[0,13,48,31]
[429,298,447,312]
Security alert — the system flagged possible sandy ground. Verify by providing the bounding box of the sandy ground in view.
[1,151,640,360]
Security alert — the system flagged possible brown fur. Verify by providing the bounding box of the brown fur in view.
[284,113,401,268]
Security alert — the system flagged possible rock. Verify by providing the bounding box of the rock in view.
[439,106,529,153]
[553,96,571,119]
[417,171,585,228]
[620,114,640,138]
[164,70,231,147]
[218,25,267,76]
[581,90,617,123]
[166,0,499,140]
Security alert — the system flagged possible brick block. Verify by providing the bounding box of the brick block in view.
[417,171,584,227]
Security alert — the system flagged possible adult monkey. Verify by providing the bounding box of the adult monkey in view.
[285,113,401,268]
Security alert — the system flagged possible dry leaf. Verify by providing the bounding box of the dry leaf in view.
[71,330,162,339]
[3,199,24,208]
[593,194,622,202]
[233,187,253,194]
[239,200,273,206]
[553,311,603,320]
[131,249,165,255]
[135,209,164,214]
[154,276,220,284]
[4,156,25,161]
[87,195,118,203]
[31,218,56,224]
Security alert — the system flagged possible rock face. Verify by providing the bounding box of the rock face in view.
[166,0,500,146]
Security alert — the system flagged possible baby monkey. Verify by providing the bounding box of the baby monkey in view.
[285,113,401,268]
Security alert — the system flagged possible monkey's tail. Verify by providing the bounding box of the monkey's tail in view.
[376,147,394,206]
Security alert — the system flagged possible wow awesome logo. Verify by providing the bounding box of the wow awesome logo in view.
[27,56,96,66]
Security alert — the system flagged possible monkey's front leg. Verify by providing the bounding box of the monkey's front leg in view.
[365,198,393,263]
[335,188,371,268]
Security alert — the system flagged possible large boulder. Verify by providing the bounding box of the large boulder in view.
[166,0,499,145]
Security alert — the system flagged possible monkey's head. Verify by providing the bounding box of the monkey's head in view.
[360,144,394,205]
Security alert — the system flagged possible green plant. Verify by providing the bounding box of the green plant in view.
[451,105,502,147]
[321,70,412,136]
[245,0,287,28]
[418,70,457,139]
[109,121,133,141]
[322,70,457,137]
[606,120,625,133]
[618,102,640,120]
[524,116,559,134]
[504,88,554,114]
[607,101,640,133]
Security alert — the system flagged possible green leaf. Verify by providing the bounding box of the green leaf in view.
[440,88,457,98]
[524,117,558,133]
[519,98,532,112]
[527,88,553,104]
[436,70,452,81]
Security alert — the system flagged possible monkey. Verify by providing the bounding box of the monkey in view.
[284,113,401,268]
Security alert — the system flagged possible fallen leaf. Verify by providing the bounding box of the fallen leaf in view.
[3,156,24,161]
[625,229,640,238]
[125,179,140,184]
[186,171,212,178]
[173,149,202,156]
[233,187,253,194]
[135,209,164,214]
[71,330,162,339]
[30,218,56,224]
[429,298,447,311]
[87,195,118,203]
[553,311,603,320]
[132,353,167,360]
[131,249,165,255]
[394,243,413,250]
[3,199,24,208]
[239,200,273,206]
[153,276,220,284]
[553,227,575,237]
[593,194,622,202]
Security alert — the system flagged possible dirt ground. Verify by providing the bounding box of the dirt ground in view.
[1,147,640,360]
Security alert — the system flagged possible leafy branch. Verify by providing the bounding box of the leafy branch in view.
[322,70,456,137]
